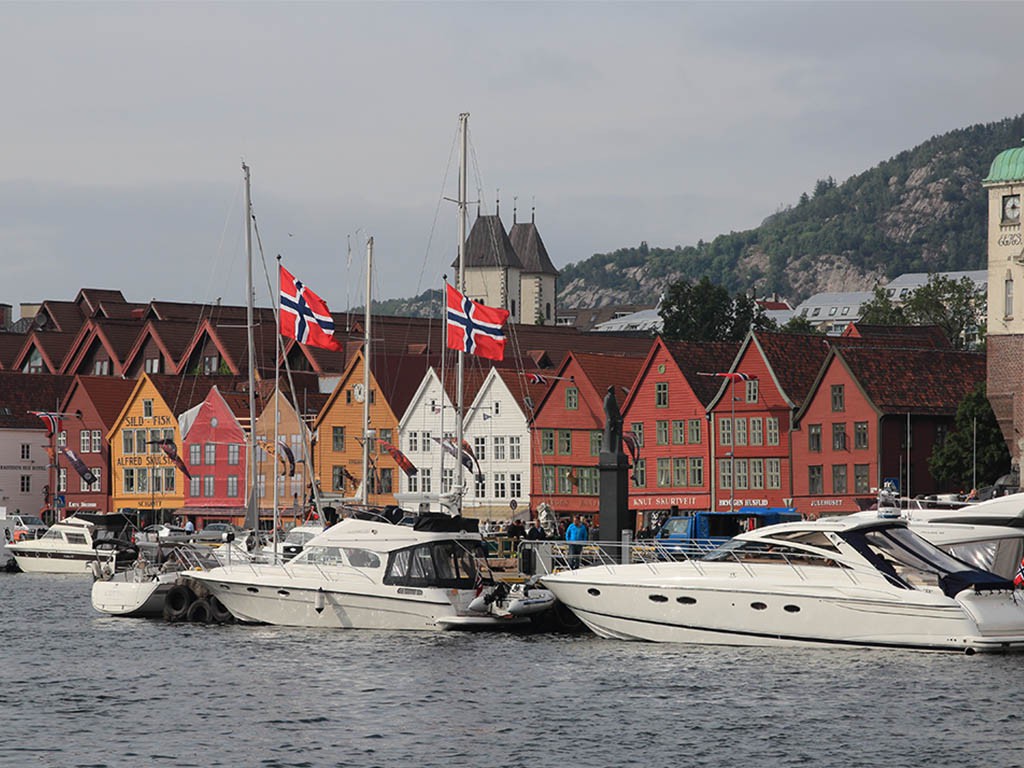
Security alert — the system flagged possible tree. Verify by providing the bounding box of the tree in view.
[779,314,822,334]
[659,277,775,342]
[928,383,1010,491]
[857,285,908,326]
[903,275,986,350]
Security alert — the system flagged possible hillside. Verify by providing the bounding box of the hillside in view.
[559,115,1024,308]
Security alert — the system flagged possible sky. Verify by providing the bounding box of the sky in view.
[1,1,1022,317]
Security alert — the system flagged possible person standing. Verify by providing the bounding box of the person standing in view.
[565,515,588,569]
[184,518,195,536]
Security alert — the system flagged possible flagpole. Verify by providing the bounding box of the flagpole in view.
[455,112,468,515]
[243,162,259,531]
[361,236,373,507]
[272,256,282,560]
[439,278,447,511]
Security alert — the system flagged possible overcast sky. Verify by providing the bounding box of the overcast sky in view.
[1,1,1021,317]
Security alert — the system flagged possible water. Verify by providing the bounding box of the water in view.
[2,574,1023,768]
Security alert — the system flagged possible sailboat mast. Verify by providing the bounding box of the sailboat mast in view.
[243,162,259,530]
[361,236,373,507]
[455,112,468,513]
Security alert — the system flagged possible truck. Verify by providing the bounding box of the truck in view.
[654,507,801,557]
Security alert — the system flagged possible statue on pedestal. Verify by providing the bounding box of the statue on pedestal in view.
[602,386,623,455]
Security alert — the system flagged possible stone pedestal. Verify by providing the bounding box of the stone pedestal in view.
[598,450,631,541]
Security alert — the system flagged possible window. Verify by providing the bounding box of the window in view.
[93,359,111,375]
[409,431,420,453]
[832,423,847,451]
[442,468,454,495]
[80,431,90,453]
[228,444,240,465]
[734,418,747,446]
[203,354,219,374]
[190,475,201,496]
[92,430,101,452]
[854,464,870,493]
[633,459,646,487]
[750,417,763,446]
[422,432,432,452]
[420,468,432,493]
[332,426,345,452]
[808,424,822,452]
[205,443,216,465]
[558,430,572,455]
[718,459,733,490]
[854,422,868,450]
[631,423,644,447]
[656,420,669,445]
[832,464,847,494]
[204,476,215,497]
[137,467,148,494]
[767,458,781,490]
[163,468,175,493]
[509,472,523,498]
[745,380,758,403]
[227,475,239,497]
[57,430,66,448]
[541,466,555,494]
[473,436,486,461]
[750,458,764,489]
[86,466,101,493]
[655,382,668,408]
[378,469,393,494]
[557,467,573,494]
[123,468,135,493]
[808,465,824,495]
[541,430,555,455]
[58,468,67,493]
[122,431,134,455]
[578,468,598,496]
[494,436,506,461]
[565,387,579,410]
[734,459,748,489]
[150,429,162,453]
[1006,276,1014,319]
[136,430,147,454]
[672,458,687,487]
[379,429,393,452]
[257,474,266,498]
[332,466,345,492]
[590,430,602,456]
[657,458,671,487]
[672,420,685,444]
[20,443,30,460]
[766,418,780,446]
[471,473,482,497]
[143,399,153,418]
[689,457,703,487]
[509,436,521,461]
[688,419,702,444]
[719,418,732,447]
[145,357,161,374]
[831,384,845,412]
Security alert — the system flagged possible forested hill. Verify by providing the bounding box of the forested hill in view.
[559,114,1024,308]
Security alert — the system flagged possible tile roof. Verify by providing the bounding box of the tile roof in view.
[38,301,87,334]
[493,367,551,417]
[0,333,27,370]
[368,353,436,418]
[572,352,646,403]
[752,331,835,409]
[453,214,524,270]
[837,347,986,415]
[70,375,138,427]
[840,323,951,348]
[0,371,74,429]
[16,331,80,373]
[146,374,253,417]
[76,289,128,315]
[664,340,743,405]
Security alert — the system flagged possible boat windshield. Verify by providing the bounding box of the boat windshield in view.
[861,527,970,576]
[41,528,65,541]
[383,540,479,589]
[703,539,840,566]
[284,529,318,546]
[18,516,45,527]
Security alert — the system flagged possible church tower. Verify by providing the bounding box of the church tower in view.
[509,202,559,326]
[455,212,522,323]
[984,143,1024,468]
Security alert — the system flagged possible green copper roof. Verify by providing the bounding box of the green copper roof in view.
[985,144,1024,183]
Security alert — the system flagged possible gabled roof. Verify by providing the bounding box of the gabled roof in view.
[832,346,985,416]
[62,375,137,428]
[176,317,280,377]
[0,333,28,370]
[36,300,87,334]
[0,371,73,429]
[121,319,204,374]
[487,367,550,419]
[12,331,79,373]
[452,214,523,270]
[572,351,645,404]
[840,323,951,348]
[75,289,128,317]
[369,351,436,420]
[281,335,348,374]
[142,374,255,421]
[61,318,145,376]
[727,331,835,411]
[663,340,743,406]
[509,220,558,276]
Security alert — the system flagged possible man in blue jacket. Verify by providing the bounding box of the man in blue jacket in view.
[565,515,589,569]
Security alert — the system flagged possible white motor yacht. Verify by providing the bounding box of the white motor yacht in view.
[541,515,1024,653]
[258,521,324,563]
[186,513,533,630]
[7,514,136,575]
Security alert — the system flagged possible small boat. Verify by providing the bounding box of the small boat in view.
[468,577,556,619]
[7,513,137,575]
[541,514,1024,653]
[186,512,535,630]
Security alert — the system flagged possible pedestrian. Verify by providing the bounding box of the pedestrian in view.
[565,515,588,569]
[526,520,546,540]
[184,518,195,535]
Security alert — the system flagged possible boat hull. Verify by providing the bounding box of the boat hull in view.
[10,548,101,574]
[92,575,176,617]
[188,567,518,631]
[543,565,1024,652]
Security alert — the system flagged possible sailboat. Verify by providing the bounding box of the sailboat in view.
[185,117,549,629]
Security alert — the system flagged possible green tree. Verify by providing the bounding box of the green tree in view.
[779,314,822,334]
[857,285,908,326]
[660,277,775,342]
[903,274,986,350]
[928,383,1010,490]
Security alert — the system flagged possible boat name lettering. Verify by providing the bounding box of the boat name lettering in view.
[123,415,173,427]
[998,233,1022,247]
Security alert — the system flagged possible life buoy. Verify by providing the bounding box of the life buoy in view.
[209,596,233,624]
[163,585,194,622]
[186,598,214,624]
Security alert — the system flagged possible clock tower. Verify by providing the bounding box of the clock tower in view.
[984,143,1024,468]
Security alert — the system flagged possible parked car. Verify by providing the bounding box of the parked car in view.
[138,524,190,543]
[198,522,240,543]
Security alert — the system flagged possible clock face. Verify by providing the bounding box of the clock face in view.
[353,383,366,402]
[1004,194,1021,222]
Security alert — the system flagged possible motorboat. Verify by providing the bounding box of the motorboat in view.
[6,513,137,575]
[186,513,537,630]
[541,515,1024,652]
[258,521,324,563]
[91,543,226,618]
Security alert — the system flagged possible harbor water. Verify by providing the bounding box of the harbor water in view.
[2,573,1023,768]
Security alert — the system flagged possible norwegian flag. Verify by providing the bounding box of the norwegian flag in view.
[710,371,757,383]
[280,265,343,352]
[1015,557,1024,588]
[526,372,548,385]
[30,411,63,435]
[445,283,509,361]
